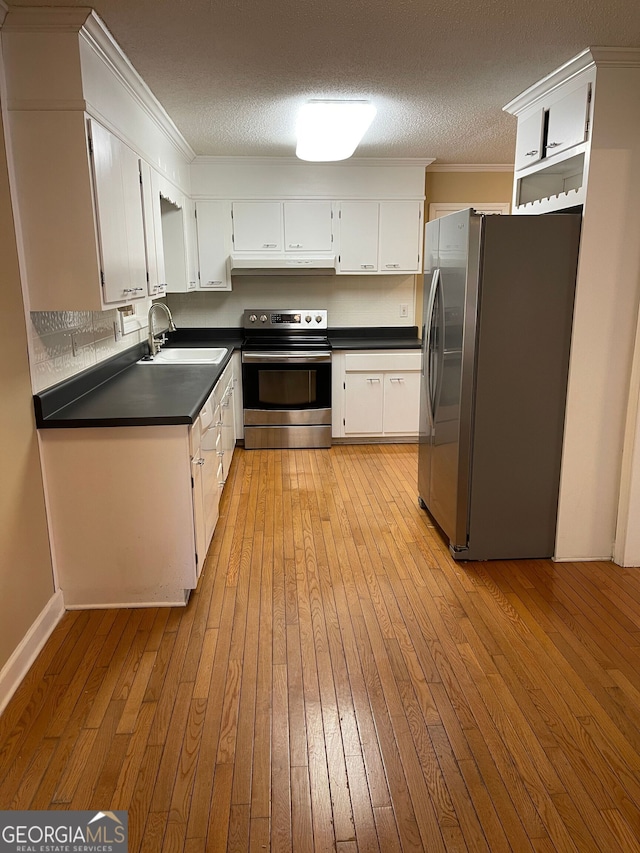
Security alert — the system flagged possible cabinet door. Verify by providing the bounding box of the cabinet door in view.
[338,202,379,272]
[161,195,189,293]
[191,433,207,578]
[196,201,232,290]
[139,159,166,297]
[184,197,199,291]
[89,119,147,304]
[284,201,333,252]
[514,108,545,171]
[383,372,421,433]
[232,201,282,251]
[546,83,590,157]
[379,201,422,272]
[344,373,384,433]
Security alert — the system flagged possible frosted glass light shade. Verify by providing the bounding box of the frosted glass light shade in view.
[295,100,376,162]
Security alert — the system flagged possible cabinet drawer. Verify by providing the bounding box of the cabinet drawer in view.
[344,351,421,372]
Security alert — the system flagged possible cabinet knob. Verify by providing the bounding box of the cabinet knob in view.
[525,149,539,156]
[195,457,205,466]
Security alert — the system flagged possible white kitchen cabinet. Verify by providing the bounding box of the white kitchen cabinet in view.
[345,373,384,433]
[139,159,167,297]
[162,192,196,293]
[545,82,591,158]
[283,201,333,252]
[514,108,545,171]
[337,201,422,274]
[88,119,148,305]
[340,351,421,438]
[337,202,379,272]
[8,109,152,311]
[378,201,422,272]
[39,354,239,607]
[232,201,283,252]
[185,197,200,292]
[196,201,232,290]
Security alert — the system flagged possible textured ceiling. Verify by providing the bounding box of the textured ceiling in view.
[7,0,640,163]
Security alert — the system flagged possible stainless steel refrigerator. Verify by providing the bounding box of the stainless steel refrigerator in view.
[418,208,581,560]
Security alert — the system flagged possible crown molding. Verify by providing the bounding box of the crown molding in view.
[191,155,434,168]
[80,11,195,162]
[427,163,513,173]
[503,46,640,116]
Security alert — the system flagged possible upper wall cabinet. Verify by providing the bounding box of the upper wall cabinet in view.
[337,201,422,274]
[231,202,283,252]
[139,159,167,298]
[2,7,193,311]
[230,200,334,255]
[283,201,333,252]
[196,201,233,291]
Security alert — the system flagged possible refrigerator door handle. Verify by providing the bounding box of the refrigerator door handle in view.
[423,268,441,430]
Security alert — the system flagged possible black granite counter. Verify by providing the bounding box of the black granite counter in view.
[34,326,420,429]
[34,330,243,429]
[328,326,421,350]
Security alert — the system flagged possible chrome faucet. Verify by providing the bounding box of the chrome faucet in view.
[147,301,177,357]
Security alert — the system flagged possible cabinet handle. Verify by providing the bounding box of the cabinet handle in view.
[367,377,381,383]
[263,243,277,248]
[195,457,205,466]
[547,142,562,148]
[217,450,225,457]
[207,280,223,286]
[361,264,375,269]
[390,377,405,383]
[123,287,144,294]
[525,149,539,156]
[288,243,303,248]
[385,263,400,269]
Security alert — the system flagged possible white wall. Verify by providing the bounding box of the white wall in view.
[167,274,417,329]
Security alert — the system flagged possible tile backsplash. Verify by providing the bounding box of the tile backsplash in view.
[166,274,417,329]
[29,307,148,393]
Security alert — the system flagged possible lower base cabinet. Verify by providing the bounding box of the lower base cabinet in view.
[335,351,421,439]
[39,356,239,609]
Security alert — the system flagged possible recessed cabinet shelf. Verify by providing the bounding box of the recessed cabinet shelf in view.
[515,151,586,210]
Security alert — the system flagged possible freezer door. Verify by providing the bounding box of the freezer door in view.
[427,209,481,549]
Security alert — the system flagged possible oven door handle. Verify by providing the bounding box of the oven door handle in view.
[242,351,332,363]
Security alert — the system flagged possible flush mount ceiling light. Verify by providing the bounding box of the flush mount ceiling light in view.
[295,100,377,162]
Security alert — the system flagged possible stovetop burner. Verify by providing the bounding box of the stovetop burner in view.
[242,308,329,351]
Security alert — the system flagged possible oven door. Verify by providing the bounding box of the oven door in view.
[242,351,331,419]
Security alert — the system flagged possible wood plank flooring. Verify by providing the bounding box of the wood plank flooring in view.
[2,444,640,851]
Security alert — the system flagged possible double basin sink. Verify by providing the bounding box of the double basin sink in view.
[137,347,228,365]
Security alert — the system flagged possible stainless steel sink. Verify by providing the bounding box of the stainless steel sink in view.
[137,347,228,365]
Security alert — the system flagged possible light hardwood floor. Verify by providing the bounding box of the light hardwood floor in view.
[2,444,640,852]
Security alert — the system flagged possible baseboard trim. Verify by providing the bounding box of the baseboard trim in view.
[0,590,65,717]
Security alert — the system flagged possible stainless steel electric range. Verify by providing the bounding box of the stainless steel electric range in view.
[241,309,331,449]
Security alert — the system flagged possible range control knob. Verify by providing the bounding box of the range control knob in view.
[260,314,268,323]
[305,315,312,323]
[315,314,323,323]
[249,314,257,323]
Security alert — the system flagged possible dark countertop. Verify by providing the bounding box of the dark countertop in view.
[328,326,421,350]
[34,326,420,429]
[35,331,243,429]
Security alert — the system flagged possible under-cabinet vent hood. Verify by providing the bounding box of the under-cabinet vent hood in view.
[230,255,336,276]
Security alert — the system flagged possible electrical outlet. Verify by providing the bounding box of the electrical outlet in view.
[399,303,409,318]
